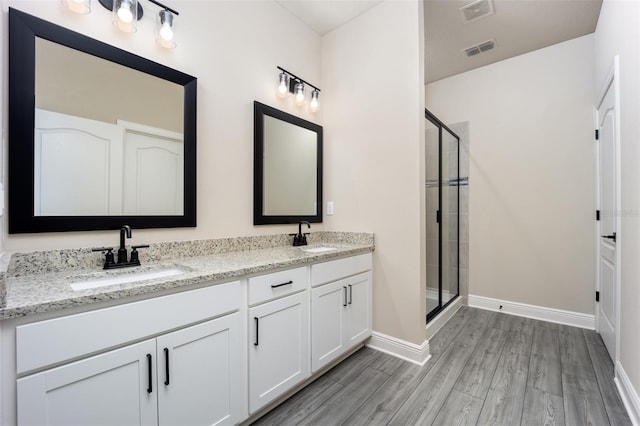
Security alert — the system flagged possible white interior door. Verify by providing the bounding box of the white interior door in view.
[120,121,184,215]
[596,61,620,362]
[34,109,122,215]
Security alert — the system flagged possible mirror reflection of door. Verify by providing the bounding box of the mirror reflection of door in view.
[34,110,183,216]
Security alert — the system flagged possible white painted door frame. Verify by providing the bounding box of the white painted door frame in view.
[594,55,622,367]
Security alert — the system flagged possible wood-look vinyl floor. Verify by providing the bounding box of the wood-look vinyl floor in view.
[252,306,632,426]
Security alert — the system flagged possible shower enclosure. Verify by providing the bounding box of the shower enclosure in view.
[425,109,460,322]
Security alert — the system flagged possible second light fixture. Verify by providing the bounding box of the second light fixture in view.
[277,66,320,112]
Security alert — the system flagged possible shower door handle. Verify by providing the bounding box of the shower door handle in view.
[436,210,440,223]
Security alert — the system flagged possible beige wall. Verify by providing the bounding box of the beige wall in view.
[2,0,323,251]
[426,34,596,315]
[594,0,640,412]
[322,1,426,344]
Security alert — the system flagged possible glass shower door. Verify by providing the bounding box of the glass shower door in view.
[425,109,460,322]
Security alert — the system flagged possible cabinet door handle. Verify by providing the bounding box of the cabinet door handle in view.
[343,286,348,307]
[348,284,353,305]
[271,280,293,289]
[146,354,153,393]
[254,317,259,346]
[164,348,170,386]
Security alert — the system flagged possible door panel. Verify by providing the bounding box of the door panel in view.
[17,340,157,426]
[596,73,618,361]
[249,292,310,413]
[156,313,241,426]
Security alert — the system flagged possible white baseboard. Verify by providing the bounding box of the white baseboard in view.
[616,361,640,426]
[468,294,595,329]
[366,331,431,366]
[426,297,463,340]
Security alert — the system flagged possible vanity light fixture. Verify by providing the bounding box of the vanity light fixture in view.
[277,71,289,98]
[152,1,179,49]
[276,66,321,112]
[63,0,92,14]
[310,89,319,112]
[98,0,142,33]
[294,82,305,106]
[96,0,179,47]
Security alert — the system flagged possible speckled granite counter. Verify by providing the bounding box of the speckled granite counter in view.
[0,232,374,320]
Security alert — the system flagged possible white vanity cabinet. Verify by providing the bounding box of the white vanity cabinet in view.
[15,282,242,426]
[310,254,372,372]
[247,267,310,413]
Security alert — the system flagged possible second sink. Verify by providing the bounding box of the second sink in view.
[303,247,336,253]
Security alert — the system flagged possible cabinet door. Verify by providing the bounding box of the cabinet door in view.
[249,291,310,413]
[345,272,372,346]
[17,339,158,426]
[311,280,347,372]
[156,313,241,426]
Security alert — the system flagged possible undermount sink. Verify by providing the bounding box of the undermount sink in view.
[69,265,191,292]
[303,247,336,253]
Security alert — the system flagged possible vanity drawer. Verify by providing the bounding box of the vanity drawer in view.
[311,253,372,287]
[249,267,308,305]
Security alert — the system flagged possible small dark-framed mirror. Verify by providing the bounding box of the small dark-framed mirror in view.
[253,101,323,225]
[8,8,197,233]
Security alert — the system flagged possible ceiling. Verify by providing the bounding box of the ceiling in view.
[275,0,383,35]
[276,0,603,84]
[424,0,603,83]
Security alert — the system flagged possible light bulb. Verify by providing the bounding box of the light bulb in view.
[277,72,289,98]
[295,82,305,106]
[310,90,319,112]
[117,3,133,23]
[160,23,174,41]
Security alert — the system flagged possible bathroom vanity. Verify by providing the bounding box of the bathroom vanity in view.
[0,233,373,425]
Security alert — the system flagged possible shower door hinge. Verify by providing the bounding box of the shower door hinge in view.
[596,210,600,221]
[596,291,600,302]
[595,129,599,140]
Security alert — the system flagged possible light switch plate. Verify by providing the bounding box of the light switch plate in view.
[327,201,334,215]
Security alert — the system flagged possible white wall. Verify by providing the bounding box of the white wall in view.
[322,0,426,344]
[426,35,596,315]
[1,0,322,252]
[594,0,640,416]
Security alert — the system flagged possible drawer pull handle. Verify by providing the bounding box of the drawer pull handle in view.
[164,348,170,386]
[271,280,293,289]
[348,284,353,305]
[254,317,259,346]
[343,286,348,307]
[146,354,153,393]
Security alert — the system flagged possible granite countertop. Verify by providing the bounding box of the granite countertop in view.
[0,233,373,321]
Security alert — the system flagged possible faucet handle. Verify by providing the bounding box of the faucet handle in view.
[130,245,149,264]
[92,247,115,269]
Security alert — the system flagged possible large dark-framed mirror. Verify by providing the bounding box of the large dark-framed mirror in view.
[8,8,197,234]
[253,101,322,225]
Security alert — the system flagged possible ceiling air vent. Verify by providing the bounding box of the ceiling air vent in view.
[460,0,494,23]
[463,39,496,57]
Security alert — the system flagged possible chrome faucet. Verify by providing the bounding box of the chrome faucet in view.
[290,221,310,246]
[92,225,149,269]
